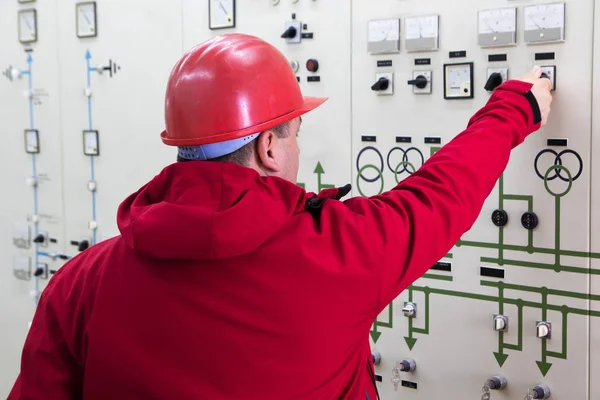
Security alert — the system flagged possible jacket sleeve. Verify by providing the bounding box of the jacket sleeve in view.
[343,80,542,313]
[7,272,83,399]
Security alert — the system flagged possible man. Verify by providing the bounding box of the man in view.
[9,34,552,399]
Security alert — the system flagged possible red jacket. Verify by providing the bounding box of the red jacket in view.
[9,80,540,399]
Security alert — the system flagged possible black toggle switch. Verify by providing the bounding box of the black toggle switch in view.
[541,72,549,79]
[281,26,297,39]
[34,267,45,277]
[306,59,319,72]
[371,77,390,91]
[407,75,428,89]
[49,269,57,275]
[484,72,504,91]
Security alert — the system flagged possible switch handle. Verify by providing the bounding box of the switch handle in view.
[407,75,428,89]
[371,77,390,91]
[281,26,297,39]
[484,72,503,91]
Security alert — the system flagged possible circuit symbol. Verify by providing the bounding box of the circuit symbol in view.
[97,59,121,78]
[2,65,14,81]
[534,149,583,182]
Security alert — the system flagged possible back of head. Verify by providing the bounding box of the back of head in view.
[160,33,327,163]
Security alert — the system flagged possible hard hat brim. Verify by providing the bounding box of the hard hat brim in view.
[161,96,328,147]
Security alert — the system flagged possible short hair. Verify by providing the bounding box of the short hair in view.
[177,120,292,166]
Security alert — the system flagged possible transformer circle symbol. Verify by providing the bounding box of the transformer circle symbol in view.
[534,149,583,183]
[544,164,573,198]
[386,147,425,176]
[356,146,384,183]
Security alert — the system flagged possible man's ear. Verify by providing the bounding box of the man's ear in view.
[255,130,282,172]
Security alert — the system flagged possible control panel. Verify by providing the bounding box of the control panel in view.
[353,1,599,399]
[2,1,600,399]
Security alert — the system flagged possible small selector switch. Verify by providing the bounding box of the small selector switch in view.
[486,376,507,390]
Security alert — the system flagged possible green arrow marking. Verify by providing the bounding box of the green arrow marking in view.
[314,161,334,192]
[538,308,568,377]
[536,291,553,377]
[405,288,430,350]
[370,302,393,344]
[493,351,509,367]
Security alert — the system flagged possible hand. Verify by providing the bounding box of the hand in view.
[515,66,553,127]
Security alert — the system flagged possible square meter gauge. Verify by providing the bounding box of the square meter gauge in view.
[367,18,400,54]
[443,62,473,99]
[478,7,517,47]
[405,14,439,51]
[524,2,565,44]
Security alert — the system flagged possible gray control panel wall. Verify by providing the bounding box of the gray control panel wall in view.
[354,1,597,399]
[1,0,599,399]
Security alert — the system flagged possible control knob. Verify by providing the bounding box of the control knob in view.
[521,211,539,230]
[486,375,507,390]
[536,321,551,339]
[530,384,551,399]
[371,351,381,365]
[71,239,90,252]
[395,358,416,372]
[371,77,389,91]
[491,209,508,227]
[484,72,504,91]
[407,75,428,89]
[402,302,416,318]
[33,234,46,244]
[281,26,297,39]
[493,315,508,332]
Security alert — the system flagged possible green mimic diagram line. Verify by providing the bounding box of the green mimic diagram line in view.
[455,166,600,274]
[371,281,599,377]
[364,145,599,379]
[297,161,334,192]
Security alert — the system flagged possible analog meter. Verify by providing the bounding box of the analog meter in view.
[367,18,400,54]
[18,9,37,44]
[443,62,473,99]
[24,129,39,154]
[524,2,565,44]
[83,130,99,156]
[76,2,97,38]
[478,7,517,47]
[209,0,236,30]
[405,14,439,51]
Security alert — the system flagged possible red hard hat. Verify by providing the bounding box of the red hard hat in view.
[160,33,327,147]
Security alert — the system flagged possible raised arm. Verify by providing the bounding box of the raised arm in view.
[344,69,552,312]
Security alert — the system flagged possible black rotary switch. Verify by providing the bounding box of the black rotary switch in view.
[71,239,90,252]
[371,77,389,91]
[33,234,45,244]
[306,59,319,72]
[281,26,297,39]
[521,211,539,230]
[491,209,509,227]
[484,72,503,91]
[78,240,90,251]
[407,75,428,89]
